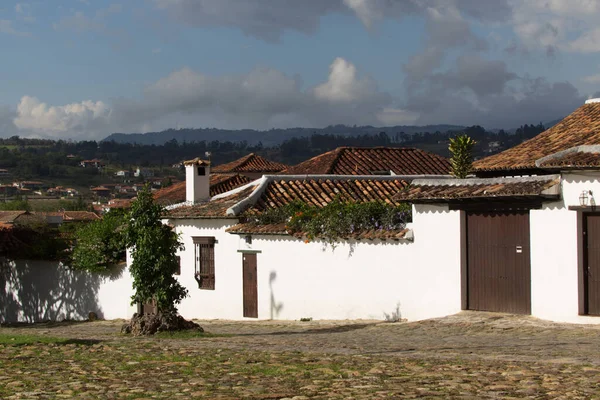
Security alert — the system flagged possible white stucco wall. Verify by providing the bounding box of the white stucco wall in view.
[170,218,247,320]
[530,171,600,324]
[0,259,135,323]
[164,206,462,322]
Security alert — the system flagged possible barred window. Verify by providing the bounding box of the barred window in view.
[193,237,215,290]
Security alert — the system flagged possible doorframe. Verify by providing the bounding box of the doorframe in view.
[577,212,600,315]
[240,250,259,319]
[461,209,532,314]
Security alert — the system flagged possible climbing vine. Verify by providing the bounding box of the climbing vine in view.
[244,198,411,246]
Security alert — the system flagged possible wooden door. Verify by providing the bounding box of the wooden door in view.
[466,210,531,314]
[242,253,258,318]
[584,214,600,315]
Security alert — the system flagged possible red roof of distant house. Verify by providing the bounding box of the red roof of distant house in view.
[212,153,287,174]
[154,174,252,206]
[280,147,451,176]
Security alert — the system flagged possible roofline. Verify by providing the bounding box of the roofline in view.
[224,174,454,216]
[411,174,560,187]
[535,145,600,168]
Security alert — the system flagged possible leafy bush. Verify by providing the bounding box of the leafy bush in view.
[70,209,127,272]
[244,198,411,246]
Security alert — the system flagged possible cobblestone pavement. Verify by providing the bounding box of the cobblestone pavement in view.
[2,312,600,398]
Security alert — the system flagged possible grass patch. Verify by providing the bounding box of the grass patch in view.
[0,333,99,346]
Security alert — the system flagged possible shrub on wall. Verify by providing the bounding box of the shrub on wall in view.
[244,198,411,246]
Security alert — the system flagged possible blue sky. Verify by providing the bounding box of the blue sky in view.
[2,0,600,140]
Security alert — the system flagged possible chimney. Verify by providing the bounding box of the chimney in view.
[184,158,211,204]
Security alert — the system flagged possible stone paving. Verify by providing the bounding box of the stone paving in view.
[1,312,600,398]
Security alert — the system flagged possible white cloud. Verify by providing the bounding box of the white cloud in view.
[510,0,600,54]
[7,58,400,138]
[14,96,111,139]
[313,57,376,103]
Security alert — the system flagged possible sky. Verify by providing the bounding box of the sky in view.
[2,0,600,141]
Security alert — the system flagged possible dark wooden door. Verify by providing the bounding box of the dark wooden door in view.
[466,211,531,314]
[242,253,258,318]
[584,214,600,315]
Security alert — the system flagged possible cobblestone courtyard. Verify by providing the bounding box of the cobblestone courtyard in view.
[2,312,600,398]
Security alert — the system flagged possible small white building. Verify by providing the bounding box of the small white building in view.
[134,168,154,178]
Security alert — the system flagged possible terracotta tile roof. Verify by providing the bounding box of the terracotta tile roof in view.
[534,145,600,169]
[226,222,410,241]
[62,211,100,221]
[165,186,257,219]
[154,174,253,206]
[210,174,254,195]
[0,211,27,223]
[394,176,561,202]
[166,176,408,219]
[212,153,287,174]
[280,147,451,175]
[475,102,600,172]
[253,177,408,211]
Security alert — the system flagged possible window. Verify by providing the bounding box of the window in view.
[193,237,215,290]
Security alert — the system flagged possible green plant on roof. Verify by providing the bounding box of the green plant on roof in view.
[449,134,476,178]
[244,198,411,247]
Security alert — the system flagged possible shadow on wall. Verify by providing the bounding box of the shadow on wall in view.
[269,271,283,320]
[0,259,123,323]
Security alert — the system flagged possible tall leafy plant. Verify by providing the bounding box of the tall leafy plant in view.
[449,134,476,178]
[125,186,187,313]
[71,209,127,272]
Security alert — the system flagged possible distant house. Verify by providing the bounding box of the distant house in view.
[115,170,131,178]
[212,153,287,180]
[19,181,44,190]
[80,159,104,169]
[91,186,111,198]
[0,169,10,177]
[134,168,154,178]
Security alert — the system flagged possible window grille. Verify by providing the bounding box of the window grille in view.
[193,237,215,290]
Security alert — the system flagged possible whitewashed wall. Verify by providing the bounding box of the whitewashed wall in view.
[0,259,135,323]
[169,218,247,320]
[165,206,462,322]
[530,171,600,324]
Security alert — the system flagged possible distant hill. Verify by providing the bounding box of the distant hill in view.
[103,124,467,146]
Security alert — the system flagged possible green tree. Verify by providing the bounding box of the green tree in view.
[449,134,476,178]
[71,209,127,272]
[125,186,187,313]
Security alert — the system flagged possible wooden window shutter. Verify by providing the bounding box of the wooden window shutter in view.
[193,236,215,290]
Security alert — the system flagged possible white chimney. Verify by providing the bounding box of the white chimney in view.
[184,158,211,204]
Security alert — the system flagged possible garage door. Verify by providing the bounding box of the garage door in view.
[466,210,531,314]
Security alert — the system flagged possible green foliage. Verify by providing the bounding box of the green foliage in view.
[245,198,411,246]
[0,197,31,211]
[71,209,127,273]
[125,186,187,313]
[449,134,476,178]
[5,223,70,261]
